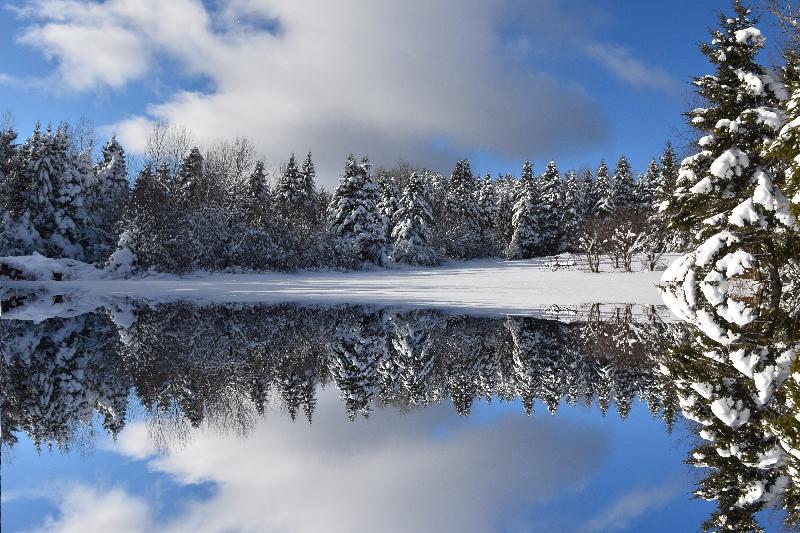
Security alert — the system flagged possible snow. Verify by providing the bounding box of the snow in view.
[709,147,749,180]
[730,348,760,378]
[0,257,671,315]
[734,27,763,45]
[710,396,750,428]
[0,252,101,281]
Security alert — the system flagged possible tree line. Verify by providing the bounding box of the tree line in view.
[0,119,684,273]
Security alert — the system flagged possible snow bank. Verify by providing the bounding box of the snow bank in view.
[0,252,101,281]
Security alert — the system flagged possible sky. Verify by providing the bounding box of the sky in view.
[0,0,779,188]
[2,389,721,533]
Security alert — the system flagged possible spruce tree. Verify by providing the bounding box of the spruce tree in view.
[636,158,661,211]
[377,174,400,239]
[173,147,204,207]
[562,169,582,247]
[444,159,481,258]
[246,160,269,220]
[476,173,498,254]
[538,160,563,254]
[579,168,597,219]
[390,172,437,265]
[612,154,636,212]
[326,155,387,266]
[507,161,541,259]
[594,159,614,217]
[657,141,679,205]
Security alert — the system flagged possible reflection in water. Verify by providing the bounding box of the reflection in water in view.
[9,287,800,531]
[1,300,683,453]
[660,248,799,531]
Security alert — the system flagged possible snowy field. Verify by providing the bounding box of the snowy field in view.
[1,254,676,316]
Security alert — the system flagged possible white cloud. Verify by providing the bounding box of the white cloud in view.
[34,389,613,533]
[584,482,681,532]
[584,43,677,92]
[13,0,612,185]
[24,485,153,533]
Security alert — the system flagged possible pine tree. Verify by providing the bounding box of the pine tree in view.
[276,153,315,218]
[657,141,679,206]
[301,151,317,207]
[538,160,563,254]
[579,168,597,219]
[377,174,400,239]
[561,169,582,247]
[594,159,614,217]
[173,147,204,207]
[246,160,269,220]
[52,128,91,260]
[445,159,481,258]
[612,154,635,212]
[507,161,541,259]
[327,155,387,266]
[390,172,437,265]
[476,173,498,254]
[636,158,661,211]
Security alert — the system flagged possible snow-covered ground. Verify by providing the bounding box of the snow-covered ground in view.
[1,255,676,315]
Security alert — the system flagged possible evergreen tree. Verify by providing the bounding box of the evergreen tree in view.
[636,158,661,211]
[538,160,563,254]
[445,159,481,258]
[476,173,499,254]
[561,169,582,247]
[173,147,204,207]
[377,174,400,238]
[301,151,317,207]
[657,141,679,205]
[594,159,614,217]
[245,160,269,220]
[507,161,541,259]
[52,128,91,260]
[327,155,387,266]
[612,154,636,212]
[494,174,517,247]
[390,172,438,265]
[579,168,597,219]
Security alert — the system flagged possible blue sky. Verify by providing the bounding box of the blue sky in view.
[3,392,723,533]
[0,0,777,187]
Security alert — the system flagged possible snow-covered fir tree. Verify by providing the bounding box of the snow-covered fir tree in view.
[612,154,636,212]
[538,160,563,254]
[173,147,204,207]
[390,172,438,265]
[506,160,540,259]
[636,158,662,211]
[245,160,269,220]
[561,169,583,247]
[594,159,614,217]
[476,173,499,254]
[327,155,387,266]
[579,168,597,219]
[91,135,130,260]
[376,174,400,239]
[445,159,481,258]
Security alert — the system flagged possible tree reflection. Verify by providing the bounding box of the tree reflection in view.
[1,301,681,452]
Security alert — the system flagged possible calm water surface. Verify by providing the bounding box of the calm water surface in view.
[0,292,794,532]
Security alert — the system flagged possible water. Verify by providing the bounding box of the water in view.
[0,293,794,532]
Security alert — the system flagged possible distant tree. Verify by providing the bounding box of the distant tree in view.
[593,159,614,217]
[612,154,635,212]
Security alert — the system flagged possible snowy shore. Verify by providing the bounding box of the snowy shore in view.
[1,254,672,315]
